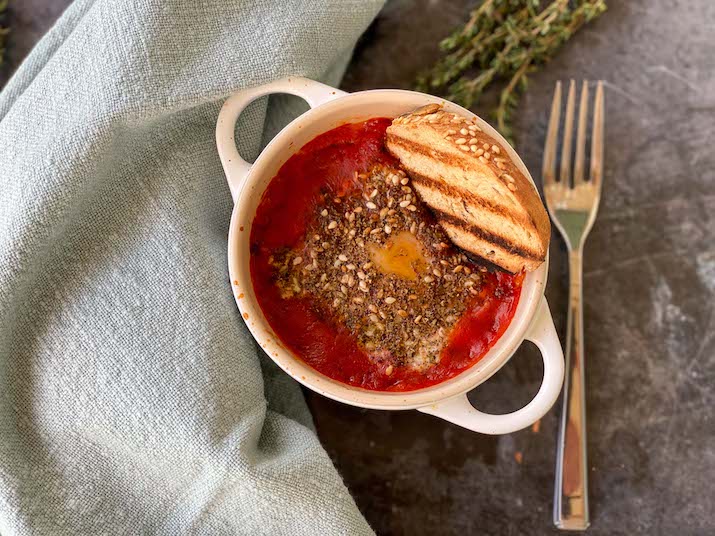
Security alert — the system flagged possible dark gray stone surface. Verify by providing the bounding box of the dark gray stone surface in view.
[3,1,714,534]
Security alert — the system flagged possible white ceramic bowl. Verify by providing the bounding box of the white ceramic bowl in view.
[216,77,564,434]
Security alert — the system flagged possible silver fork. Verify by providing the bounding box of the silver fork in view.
[543,80,604,531]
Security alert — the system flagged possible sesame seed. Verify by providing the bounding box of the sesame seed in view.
[385,297,396,304]
[334,198,342,204]
[470,145,478,152]
[414,315,422,324]
[407,204,417,211]
[293,257,303,265]
[423,276,434,283]
[492,145,500,153]
[366,202,377,209]
[384,225,392,234]
[476,148,484,156]
[433,269,442,277]
[322,242,330,249]
[410,222,417,234]
[455,138,467,145]
[469,138,478,144]
[503,174,515,183]
[369,314,379,323]
[399,200,410,208]
[482,143,490,150]
[321,209,328,216]
[338,254,348,262]
[400,178,409,185]
[328,221,338,229]
[368,304,378,313]
[346,263,356,270]
[397,310,408,318]
[370,189,378,198]
[479,156,487,164]
[459,145,470,152]
[460,128,468,135]
[484,152,490,159]
[508,183,517,191]
[385,365,394,375]
[363,262,373,269]
[447,129,456,135]
[352,297,364,304]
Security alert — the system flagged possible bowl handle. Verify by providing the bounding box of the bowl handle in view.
[216,77,346,203]
[418,297,564,435]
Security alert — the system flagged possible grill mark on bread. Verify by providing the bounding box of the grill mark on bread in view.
[386,134,468,167]
[431,208,542,261]
[406,170,531,227]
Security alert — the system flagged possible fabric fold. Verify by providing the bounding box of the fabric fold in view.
[0,0,383,533]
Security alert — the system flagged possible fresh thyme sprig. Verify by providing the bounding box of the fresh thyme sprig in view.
[416,0,606,144]
[0,0,9,69]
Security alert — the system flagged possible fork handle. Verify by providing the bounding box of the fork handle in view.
[554,250,590,530]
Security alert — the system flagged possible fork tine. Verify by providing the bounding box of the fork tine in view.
[542,81,562,187]
[559,80,576,186]
[590,81,605,188]
[573,81,589,185]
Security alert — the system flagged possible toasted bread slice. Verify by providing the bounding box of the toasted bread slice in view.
[385,104,550,273]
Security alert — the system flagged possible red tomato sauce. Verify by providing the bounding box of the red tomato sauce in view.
[250,118,522,391]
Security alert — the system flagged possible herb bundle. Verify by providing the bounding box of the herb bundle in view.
[416,0,606,143]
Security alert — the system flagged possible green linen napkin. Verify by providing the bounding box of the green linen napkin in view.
[0,1,384,534]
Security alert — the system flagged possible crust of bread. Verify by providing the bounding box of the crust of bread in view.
[385,105,550,273]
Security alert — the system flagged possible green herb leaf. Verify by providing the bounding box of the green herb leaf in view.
[416,0,607,146]
[0,0,9,69]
